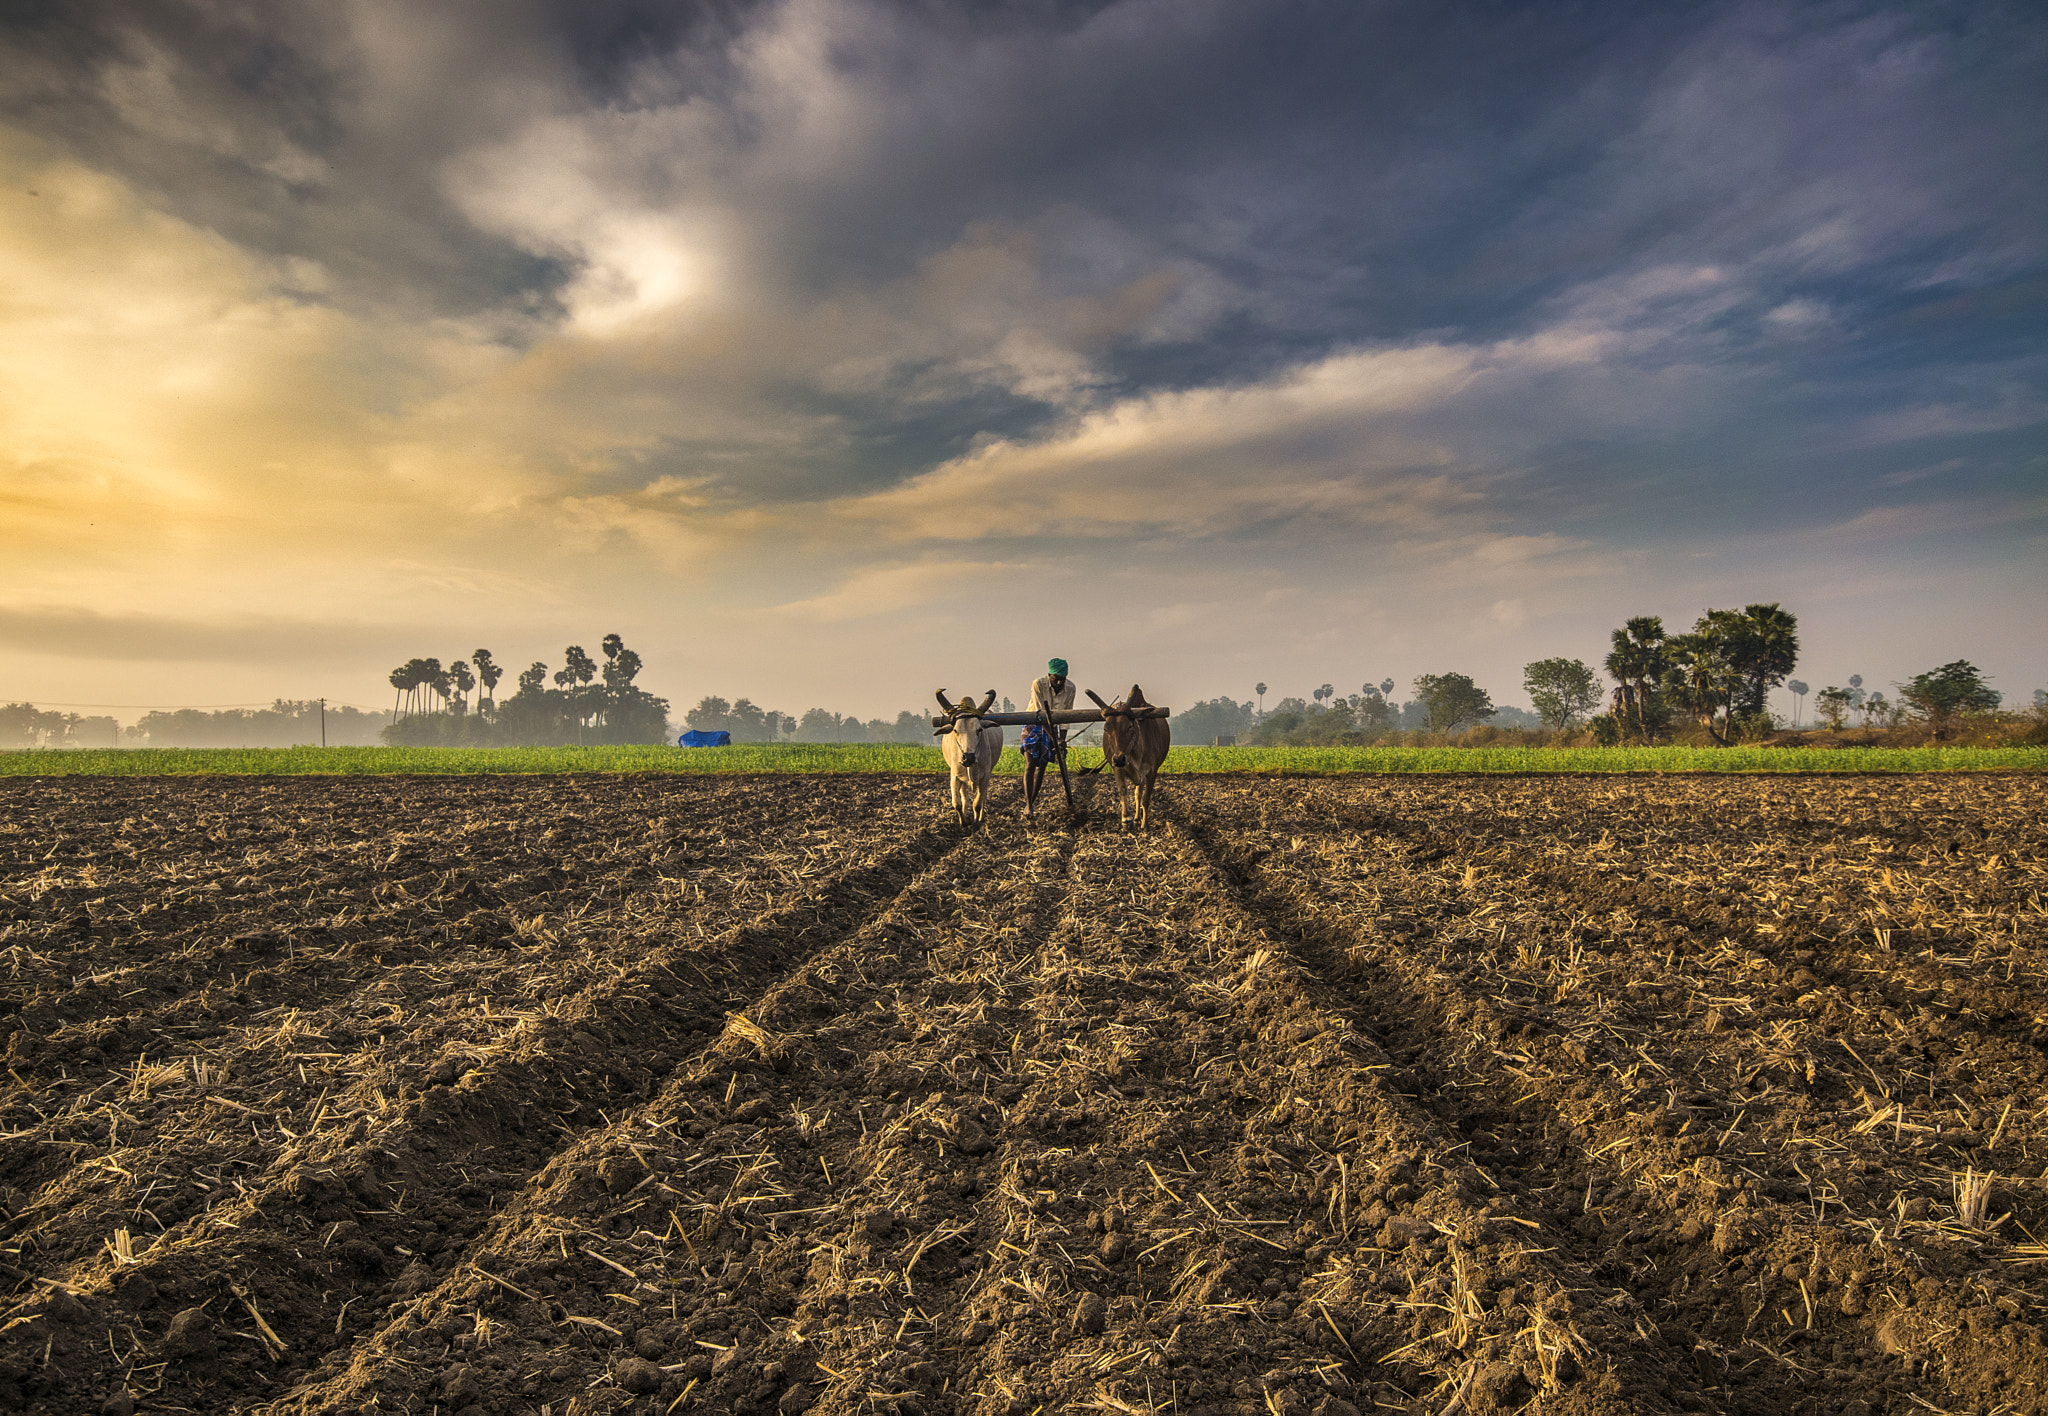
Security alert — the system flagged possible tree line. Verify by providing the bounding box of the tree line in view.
[2,700,388,749]
[684,696,933,744]
[2,704,121,749]
[1206,601,2036,749]
[384,634,670,746]
[679,696,1071,745]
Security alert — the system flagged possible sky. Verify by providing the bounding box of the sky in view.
[3,0,2044,725]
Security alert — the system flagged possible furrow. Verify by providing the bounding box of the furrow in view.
[258,811,1048,1416]
[0,777,943,1414]
[1191,776,2048,1416]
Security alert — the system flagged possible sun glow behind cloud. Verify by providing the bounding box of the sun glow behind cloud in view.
[0,0,2042,716]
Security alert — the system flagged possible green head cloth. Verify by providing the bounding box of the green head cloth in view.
[1047,658,1068,676]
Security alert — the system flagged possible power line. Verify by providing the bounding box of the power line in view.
[2,699,386,711]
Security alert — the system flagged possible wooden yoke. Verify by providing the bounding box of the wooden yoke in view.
[926,705,1170,729]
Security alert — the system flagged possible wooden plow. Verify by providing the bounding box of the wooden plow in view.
[931,689,1170,821]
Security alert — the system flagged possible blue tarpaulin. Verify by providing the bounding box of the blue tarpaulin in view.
[679,730,731,747]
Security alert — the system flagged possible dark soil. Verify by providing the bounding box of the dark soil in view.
[1,772,2044,1416]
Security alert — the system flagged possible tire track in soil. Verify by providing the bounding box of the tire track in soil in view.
[1191,777,2048,1416]
[0,778,949,1415]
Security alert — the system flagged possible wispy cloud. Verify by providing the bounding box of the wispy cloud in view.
[0,605,408,662]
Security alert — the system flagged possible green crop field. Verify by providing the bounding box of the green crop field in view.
[3,743,2043,776]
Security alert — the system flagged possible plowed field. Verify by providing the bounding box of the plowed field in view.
[2,772,2044,1416]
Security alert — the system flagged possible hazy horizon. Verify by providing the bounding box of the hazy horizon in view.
[5,1,2043,725]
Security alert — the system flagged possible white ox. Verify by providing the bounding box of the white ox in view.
[935,690,1004,825]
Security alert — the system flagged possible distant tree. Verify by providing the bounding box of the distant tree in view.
[414,658,446,714]
[1815,686,1854,731]
[1786,679,1810,727]
[1898,661,2000,740]
[1176,697,1257,745]
[518,661,548,696]
[1858,691,1890,727]
[1314,683,1334,707]
[687,696,734,732]
[1603,617,1671,742]
[1255,682,1267,717]
[1380,678,1394,696]
[1523,658,1602,730]
[1664,630,1746,745]
[387,657,442,719]
[601,643,642,694]
[728,698,771,742]
[1,703,69,748]
[797,707,845,742]
[472,649,503,715]
[1413,673,1496,733]
[1718,603,1799,719]
[448,659,476,715]
[552,646,598,733]
[1354,688,1397,732]
[1846,673,1865,712]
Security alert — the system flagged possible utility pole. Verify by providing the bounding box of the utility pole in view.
[320,697,327,748]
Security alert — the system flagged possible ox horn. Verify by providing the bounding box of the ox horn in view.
[978,690,997,711]
[935,689,956,712]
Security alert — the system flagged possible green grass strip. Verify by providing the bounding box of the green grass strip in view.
[3,743,2044,776]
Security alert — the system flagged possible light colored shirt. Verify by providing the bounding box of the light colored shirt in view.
[1028,675,1077,714]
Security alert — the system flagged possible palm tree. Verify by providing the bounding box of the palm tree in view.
[1255,682,1267,717]
[1787,679,1810,727]
[1314,683,1334,706]
[472,649,503,716]
[413,658,444,714]
[1665,634,1742,745]
[1604,617,1669,742]
[560,645,598,739]
[448,660,475,715]
[389,658,437,719]
[1733,603,1799,719]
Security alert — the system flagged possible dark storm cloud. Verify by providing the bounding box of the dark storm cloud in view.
[3,0,2043,521]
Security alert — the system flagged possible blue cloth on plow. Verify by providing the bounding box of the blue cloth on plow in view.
[1021,725,1056,766]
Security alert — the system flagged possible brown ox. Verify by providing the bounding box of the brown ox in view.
[1100,684,1170,830]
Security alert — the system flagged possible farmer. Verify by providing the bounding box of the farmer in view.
[1022,658,1077,816]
